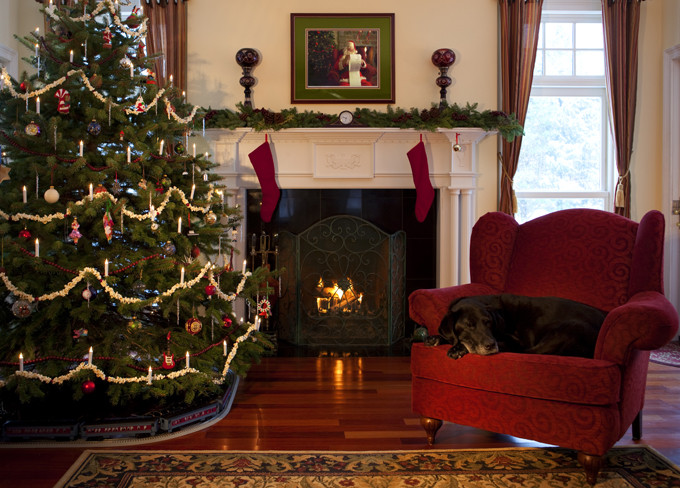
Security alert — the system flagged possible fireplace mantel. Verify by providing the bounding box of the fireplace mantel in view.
[204,127,496,290]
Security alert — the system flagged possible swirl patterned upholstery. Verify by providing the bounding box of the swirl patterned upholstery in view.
[409,209,678,485]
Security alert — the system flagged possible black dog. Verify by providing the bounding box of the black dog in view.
[424,294,607,360]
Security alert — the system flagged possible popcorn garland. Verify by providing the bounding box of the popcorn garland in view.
[0,266,250,305]
[44,0,148,39]
[2,321,258,388]
[0,186,219,227]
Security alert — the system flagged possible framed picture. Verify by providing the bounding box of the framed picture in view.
[290,13,395,104]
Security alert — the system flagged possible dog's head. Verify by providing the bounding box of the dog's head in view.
[438,297,502,356]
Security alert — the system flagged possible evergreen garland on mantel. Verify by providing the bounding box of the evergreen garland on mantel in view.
[204,102,524,142]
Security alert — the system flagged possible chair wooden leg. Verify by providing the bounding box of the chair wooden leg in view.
[632,410,642,440]
[577,452,603,486]
[419,416,443,445]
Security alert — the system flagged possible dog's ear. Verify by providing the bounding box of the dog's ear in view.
[438,310,460,347]
[489,308,505,334]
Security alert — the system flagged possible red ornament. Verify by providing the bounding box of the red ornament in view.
[205,285,216,296]
[94,184,107,195]
[81,380,96,394]
[19,229,31,239]
[161,352,175,369]
[185,317,202,335]
[20,81,27,92]
[222,315,233,328]
[191,244,201,258]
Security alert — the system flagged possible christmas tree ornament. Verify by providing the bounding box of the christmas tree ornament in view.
[155,181,164,194]
[12,300,32,318]
[174,142,185,154]
[132,280,146,293]
[111,173,122,195]
[162,331,176,369]
[87,118,102,136]
[412,326,429,342]
[222,315,233,328]
[185,317,202,335]
[44,186,60,204]
[127,6,142,28]
[119,130,124,141]
[161,175,171,187]
[72,328,88,339]
[205,285,216,297]
[0,165,9,184]
[205,211,218,225]
[89,74,103,89]
[25,121,41,137]
[19,81,28,93]
[257,298,272,318]
[203,173,209,182]
[127,317,141,330]
[69,217,82,244]
[102,26,112,49]
[133,95,146,113]
[146,70,156,84]
[81,380,95,394]
[248,135,280,222]
[19,229,32,239]
[162,241,176,255]
[138,178,147,190]
[54,88,70,114]
[191,244,201,258]
[82,286,97,300]
[103,203,114,244]
[94,183,107,195]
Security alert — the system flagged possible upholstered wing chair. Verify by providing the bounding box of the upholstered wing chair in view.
[409,209,678,485]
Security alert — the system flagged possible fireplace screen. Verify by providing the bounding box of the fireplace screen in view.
[278,216,406,346]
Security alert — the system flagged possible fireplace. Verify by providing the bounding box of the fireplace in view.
[278,215,406,346]
[204,127,496,332]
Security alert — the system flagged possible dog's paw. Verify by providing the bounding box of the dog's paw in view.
[424,335,443,347]
[447,344,468,360]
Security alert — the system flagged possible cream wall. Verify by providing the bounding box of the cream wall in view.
[664,0,680,49]
[0,0,44,75]
[187,0,501,217]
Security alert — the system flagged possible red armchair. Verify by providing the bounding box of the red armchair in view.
[409,209,678,485]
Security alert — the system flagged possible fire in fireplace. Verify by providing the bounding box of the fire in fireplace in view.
[278,215,406,347]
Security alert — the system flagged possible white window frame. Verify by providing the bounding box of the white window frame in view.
[514,5,614,218]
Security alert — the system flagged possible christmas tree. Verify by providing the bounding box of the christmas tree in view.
[307,30,337,87]
[0,0,271,420]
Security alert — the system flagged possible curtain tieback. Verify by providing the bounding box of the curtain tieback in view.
[498,152,518,215]
[615,169,630,208]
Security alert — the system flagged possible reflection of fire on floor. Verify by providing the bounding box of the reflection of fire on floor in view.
[315,277,363,314]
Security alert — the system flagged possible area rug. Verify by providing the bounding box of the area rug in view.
[650,341,680,367]
[56,446,680,487]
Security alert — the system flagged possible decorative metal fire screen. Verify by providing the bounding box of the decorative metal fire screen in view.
[278,216,406,346]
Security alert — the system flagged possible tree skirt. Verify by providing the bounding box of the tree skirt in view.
[56,446,680,488]
[650,341,680,367]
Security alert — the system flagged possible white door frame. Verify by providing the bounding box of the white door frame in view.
[662,43,680,334]
[0,42,19,79]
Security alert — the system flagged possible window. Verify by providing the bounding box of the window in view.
[513,9,611,224]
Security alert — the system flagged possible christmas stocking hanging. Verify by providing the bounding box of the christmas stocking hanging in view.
[407,135,434,222]
[248,135,280,222]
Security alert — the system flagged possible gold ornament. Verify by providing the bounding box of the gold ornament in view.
[205,211,218,225]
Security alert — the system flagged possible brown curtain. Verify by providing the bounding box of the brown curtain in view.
[498,0,544,216]
[143,0,189,92]
[602,0,644,218]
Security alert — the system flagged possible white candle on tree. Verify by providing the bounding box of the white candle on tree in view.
[79,140,83,157]
[127,146,131,163]
[35,238,39,257]
[180,266,185,284]
[190,184,195,200]
[147,366,152,384]
[159,140,164,155]
[36,97,40,114]
[88,346,93,366]
[23,186,27,203]
[70,50,73,63]
[186,351,190,369]
[19,353,23,372]
[242,260,247,274]
[89,183,93,200]
[192,143,196,158]
[223,340,227,356]
[177,217,182,233]
[104,259,109,277]
[34,43,38,57]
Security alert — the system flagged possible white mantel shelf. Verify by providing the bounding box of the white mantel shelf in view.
[204,127,496,289]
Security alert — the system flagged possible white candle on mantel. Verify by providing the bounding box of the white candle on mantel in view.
[104,259,109,277]
[89,183,93,200]
[127,146,131,163]
[180,266,185,284]
[190,184,195,200]
[70,50,73,63]
[242,259,247,274]
[223,340,227,356]
[185,351,190,369]
[79,140,83,157]
[177,217,182,233]
[35,238,39,257]
[23,186,27,203]
[192,143,196,158]
[36,97,40,115]
[147,366,152,385]
[19,353,23,372]
[88,346,93,366]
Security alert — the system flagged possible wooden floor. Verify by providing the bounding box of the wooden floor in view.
[1,357,679,487]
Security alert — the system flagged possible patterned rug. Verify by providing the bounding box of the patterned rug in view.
[650,341,680,367]
[56,446,680,487]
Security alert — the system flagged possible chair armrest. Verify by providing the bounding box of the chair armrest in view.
[594,291,679,365]
[408,283,501,335]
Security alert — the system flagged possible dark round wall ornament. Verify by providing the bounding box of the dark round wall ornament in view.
[431,48,456,108]
[235,48,260,107]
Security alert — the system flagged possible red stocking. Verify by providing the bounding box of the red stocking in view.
[407,136,434,222]
[248,136,280,222]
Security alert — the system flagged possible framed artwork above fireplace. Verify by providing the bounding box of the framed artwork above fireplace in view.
[290,13,395,104]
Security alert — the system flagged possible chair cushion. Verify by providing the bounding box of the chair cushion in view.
[411,343,621,405]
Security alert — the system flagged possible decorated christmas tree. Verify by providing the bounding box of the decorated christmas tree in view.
[0,0,271,420]
[307,30,337,86]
